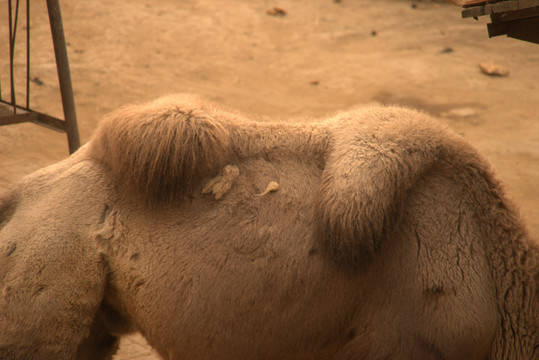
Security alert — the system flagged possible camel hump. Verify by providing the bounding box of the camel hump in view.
[315,106,484,266]
[88,95,233,203]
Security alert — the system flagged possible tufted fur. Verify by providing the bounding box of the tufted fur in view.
[1,95,538,359]
[89,95,234,203]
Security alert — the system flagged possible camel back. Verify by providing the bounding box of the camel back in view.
[88,95,509,267]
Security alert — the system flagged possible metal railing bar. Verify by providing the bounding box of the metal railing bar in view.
[26,0,30,109]
[0,106,66,133]
[0,112,37,126]
[46,0,80,153]
[2,0,80,153]
[8,0,16,113]
[0,98,32,112]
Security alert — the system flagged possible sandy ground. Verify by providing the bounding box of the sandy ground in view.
[1,0,538,358]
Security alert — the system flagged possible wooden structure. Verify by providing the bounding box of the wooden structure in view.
[1,0,80,154]
[448,0,539,44]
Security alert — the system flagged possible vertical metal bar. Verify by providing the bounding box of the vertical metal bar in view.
[26,0,30,108]
[46,0,80,154]
[12,0,20,111]
[8,0,16,113]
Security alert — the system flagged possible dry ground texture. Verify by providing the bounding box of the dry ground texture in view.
[1,0,538,359]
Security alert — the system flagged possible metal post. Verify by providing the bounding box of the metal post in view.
[46,0,80,154]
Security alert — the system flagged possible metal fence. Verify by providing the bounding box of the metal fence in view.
[1,0,80,154]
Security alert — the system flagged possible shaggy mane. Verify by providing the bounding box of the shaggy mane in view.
[88,95,233,203]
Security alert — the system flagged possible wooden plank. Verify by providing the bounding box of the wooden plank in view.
[462,0,539,17]
[450,0,539,8]
[519,0,539,8]
[488,12,539,43]
[446,0,492,6]
[462,6,487,17]
[490,2,520,12]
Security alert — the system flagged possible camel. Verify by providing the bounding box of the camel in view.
[0,94,537,359]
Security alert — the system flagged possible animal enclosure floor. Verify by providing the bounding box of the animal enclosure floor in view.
[1,0,538,358]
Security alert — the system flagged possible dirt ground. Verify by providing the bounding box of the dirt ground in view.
[1,0,538,358]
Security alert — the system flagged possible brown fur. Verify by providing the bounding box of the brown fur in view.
[1,95,538,359]
[89,94,330,204]
[90,95,233,203]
